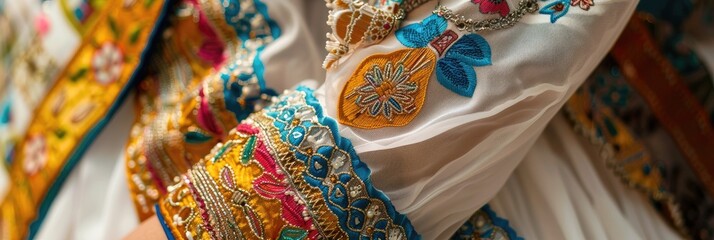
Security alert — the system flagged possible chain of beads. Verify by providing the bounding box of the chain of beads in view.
[433,0,539,33]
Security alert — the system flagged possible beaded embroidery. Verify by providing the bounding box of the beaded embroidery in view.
[563,58,687,236]
[451,205,523,240]
[323,0,432,69]
[338,13,492,129]
[158,88,420,239]
[324,0,402,69]
[565,68,671,206]
[125,0,222,217]
[339,48,435,128]
[124,0,281,218]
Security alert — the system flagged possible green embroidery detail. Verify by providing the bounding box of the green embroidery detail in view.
[184,131,212,144]
[211,141,236,163]
[108,16,120,38]
[54,128,67,139]
[278,227,308,240]
[240,136,256,165]
[70,68,88,82]
[129,26,142,44]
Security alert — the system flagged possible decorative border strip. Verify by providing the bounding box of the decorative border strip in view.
[158,87,420,239]
[0,1,171,239]
[258,87,419,239]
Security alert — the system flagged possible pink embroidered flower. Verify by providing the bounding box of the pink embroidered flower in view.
[472,0,510,17]
[34,13,50,37]
[23,135,47,175]
[571,0,594,10]
[92,42,124,85]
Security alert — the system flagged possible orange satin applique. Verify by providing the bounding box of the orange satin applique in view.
[338,48,436,129]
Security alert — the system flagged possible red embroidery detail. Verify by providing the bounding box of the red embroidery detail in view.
[472,0,510,17]
[430,30,458,56]
[554,2,565,11]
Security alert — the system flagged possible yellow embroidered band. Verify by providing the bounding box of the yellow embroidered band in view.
[157,88,420,239]
[0,0,169,238]
[124,0,281,220]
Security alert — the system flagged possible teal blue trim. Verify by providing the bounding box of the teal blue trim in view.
[155,204,176,240]
[266,87,421,239]
[482,205,523,240]
[26,1,173,238]
[249,0,280,90]
[450,204,523,240]
[221,0,281,122]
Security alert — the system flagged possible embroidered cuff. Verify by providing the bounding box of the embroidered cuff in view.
[157,87,419,239]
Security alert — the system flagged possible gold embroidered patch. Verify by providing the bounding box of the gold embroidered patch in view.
[338,48,436,129]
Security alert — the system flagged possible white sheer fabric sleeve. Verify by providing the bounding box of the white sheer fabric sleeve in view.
[261,0,325,91]
[312,0,639,238]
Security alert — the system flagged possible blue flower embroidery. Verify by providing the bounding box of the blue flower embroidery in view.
[396,14,492,97]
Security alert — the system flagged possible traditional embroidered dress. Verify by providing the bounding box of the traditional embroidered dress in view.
[1,0,707,239]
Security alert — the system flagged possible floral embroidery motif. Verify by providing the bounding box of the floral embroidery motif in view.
[125,0,282,218]
[565,63,668,202]
[339,13,492,129]
[34,12,51,37]
[396,14,492,97]
[430,29,458,56]
[451,205,523,240]
[0,0,170,238]
[540,0,594,23]
[571,0,593,10]
[158,88,421,239]
[472,0,510,17]
[92,42,124,85]
[344,51,432,122]
[22,135,47,176]
[267,88,418,239]
[251,136,317,238]
[158,88,528,240]
[563,57,689,235]
[339,48,434,128]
